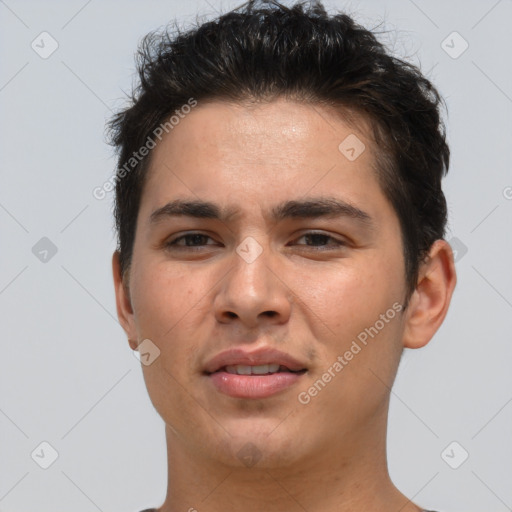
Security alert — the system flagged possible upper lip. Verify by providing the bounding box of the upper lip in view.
[204,347,307,374]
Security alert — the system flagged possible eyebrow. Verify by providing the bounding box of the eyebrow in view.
[149,197,375,229]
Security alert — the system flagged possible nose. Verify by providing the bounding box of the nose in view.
[213,240,292,329]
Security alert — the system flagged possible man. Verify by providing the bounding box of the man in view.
[109,1,456,511]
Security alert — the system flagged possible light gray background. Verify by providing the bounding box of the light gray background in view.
[1,0,511,511]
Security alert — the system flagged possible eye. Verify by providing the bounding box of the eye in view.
[165,233,219,249]
[292,232,347,250]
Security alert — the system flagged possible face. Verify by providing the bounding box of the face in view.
[116,98,410,469]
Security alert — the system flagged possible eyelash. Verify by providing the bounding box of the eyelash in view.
[165,232,347,251]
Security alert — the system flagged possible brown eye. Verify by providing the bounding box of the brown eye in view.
[165,233,218,249]
[293,232,346,250]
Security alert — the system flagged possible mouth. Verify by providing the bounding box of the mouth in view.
[215,364,307,376]
[204,348,308,399]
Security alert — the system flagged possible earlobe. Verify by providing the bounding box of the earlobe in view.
[402,239,457,349]
[112,251,138,348]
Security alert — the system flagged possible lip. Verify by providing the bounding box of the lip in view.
[204,347,307,399]
[204,347,306,374]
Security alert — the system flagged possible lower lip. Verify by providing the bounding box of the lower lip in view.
[208,371,304,399]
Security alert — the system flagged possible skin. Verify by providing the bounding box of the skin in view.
[113,98,456,512]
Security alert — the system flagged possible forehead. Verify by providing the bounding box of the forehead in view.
[139,98,387,223]
[149,98,372,164]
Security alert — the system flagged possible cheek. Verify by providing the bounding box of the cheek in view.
[132,265,208,427]
[294,258,403,332]
[293,261,405,427]
[290,250,406,396]
[131,262,198,336]
[131,262,213,373]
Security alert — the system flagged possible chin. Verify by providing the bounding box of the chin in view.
[209,421,307,470]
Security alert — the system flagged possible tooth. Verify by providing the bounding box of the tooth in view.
[223,364,284,375]
[236,365,252,375]
[251,364,269,375]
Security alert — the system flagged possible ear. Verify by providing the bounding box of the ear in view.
[112,251,138,350]
[402,239,457,349]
